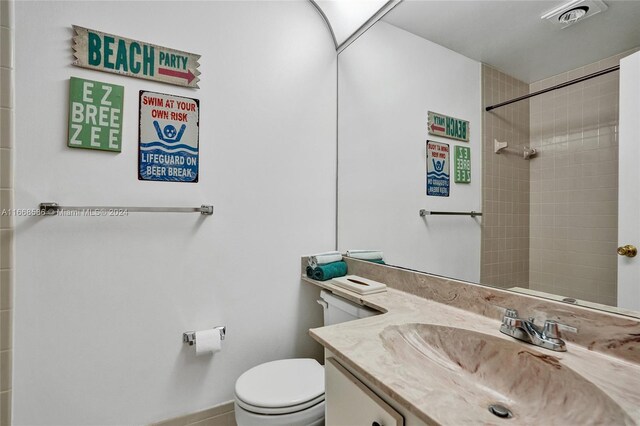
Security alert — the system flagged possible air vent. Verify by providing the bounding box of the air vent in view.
[541,0,608,28]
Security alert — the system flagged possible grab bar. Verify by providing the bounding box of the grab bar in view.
[39,202,214,216]
[419,210,482,218]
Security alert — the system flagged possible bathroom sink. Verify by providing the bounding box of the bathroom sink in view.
[380,323,633,425]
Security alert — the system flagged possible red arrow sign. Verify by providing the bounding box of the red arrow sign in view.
[158,68,197,84]
[430,122,445,133]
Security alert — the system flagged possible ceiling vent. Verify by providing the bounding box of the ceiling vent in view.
[541,0,608,29]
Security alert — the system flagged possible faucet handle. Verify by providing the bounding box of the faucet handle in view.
[543,320,561,339]
[505,308,518,318]
[502,309,520,328]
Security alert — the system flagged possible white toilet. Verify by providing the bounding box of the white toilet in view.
[234,290,378,426]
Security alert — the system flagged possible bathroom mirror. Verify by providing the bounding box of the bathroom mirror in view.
[336,0,640,318]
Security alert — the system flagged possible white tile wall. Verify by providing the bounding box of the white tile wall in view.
[0,0,12,424]
[528,49,638,306]
[481,65,530,288]
[0,109,11,148]
[482,50,638,303]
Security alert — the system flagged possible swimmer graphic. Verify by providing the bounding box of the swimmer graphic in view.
[432,159,445,173]
[153,120,187,143]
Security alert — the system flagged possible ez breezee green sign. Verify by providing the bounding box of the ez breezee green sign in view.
[427,111,469,142]
[72,25,201,88]
[454,146,471,183]
[68,77,124,152]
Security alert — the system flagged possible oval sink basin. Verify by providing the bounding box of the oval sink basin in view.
[380,323,634,425]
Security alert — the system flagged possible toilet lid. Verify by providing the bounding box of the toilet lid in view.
[235,358,324,411]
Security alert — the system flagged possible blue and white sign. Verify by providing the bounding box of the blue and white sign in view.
[139,91,199,182]
[426,140,449,197]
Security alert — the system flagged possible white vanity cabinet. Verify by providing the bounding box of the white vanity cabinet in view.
[325,357,404,426]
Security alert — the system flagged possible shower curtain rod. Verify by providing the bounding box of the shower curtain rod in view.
[485,65,619,112]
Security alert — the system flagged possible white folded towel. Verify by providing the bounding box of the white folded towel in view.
[308,251,343,268]
[345,250,384,260]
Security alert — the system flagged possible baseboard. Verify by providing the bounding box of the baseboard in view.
[150,401,236,426]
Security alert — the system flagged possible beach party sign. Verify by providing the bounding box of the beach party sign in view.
[73,26,201,88]
[427,111,469,142]
[138,91,199,183]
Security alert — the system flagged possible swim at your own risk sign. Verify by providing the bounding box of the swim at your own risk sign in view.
[72,26,201,88]
[139,91,199,183]
[427,141,450,197]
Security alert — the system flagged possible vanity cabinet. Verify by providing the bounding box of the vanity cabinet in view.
[325,357,404,426]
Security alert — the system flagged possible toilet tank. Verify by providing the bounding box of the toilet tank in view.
[318,290,379,326]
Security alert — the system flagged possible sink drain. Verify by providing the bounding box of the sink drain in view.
[488,404,513,419]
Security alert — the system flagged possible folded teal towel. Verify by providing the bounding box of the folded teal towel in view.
[306,266,315,277]
[367,259,386,265]
[311,261,347,281]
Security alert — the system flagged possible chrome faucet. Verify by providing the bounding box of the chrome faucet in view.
[500,309,567,352]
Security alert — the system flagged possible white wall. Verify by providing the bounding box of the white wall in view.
[337,22,482,282]
[13,1,336,424]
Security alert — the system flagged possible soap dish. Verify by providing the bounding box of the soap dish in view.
[330,275,387,295]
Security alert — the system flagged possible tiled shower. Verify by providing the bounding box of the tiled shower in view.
[482,50,636,306]
[480,65,530,289]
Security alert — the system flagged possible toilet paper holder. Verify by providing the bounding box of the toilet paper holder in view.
[183,326,226,346]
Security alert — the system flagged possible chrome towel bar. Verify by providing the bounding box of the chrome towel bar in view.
[419,209,482,218]
[39,202,214,216]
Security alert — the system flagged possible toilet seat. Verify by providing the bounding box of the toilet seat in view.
[234,399,325,426]
[234,358,325,415]
[236,393,325,415]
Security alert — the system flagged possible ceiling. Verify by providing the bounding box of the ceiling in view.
[382,0,640,83]
[314,0,392,47]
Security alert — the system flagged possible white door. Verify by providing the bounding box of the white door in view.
[618,51,640,311]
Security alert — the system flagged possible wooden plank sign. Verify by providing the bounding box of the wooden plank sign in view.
[72,25,201,88]
[428,111,469,142]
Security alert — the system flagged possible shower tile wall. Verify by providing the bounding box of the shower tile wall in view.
[528,51,635,306]
[0,0,13,423]
[481,65,530,288]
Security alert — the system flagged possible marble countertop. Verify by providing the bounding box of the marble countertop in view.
[305,276,640,425]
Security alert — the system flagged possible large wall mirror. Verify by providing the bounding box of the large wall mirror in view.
[337,0,640,318]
